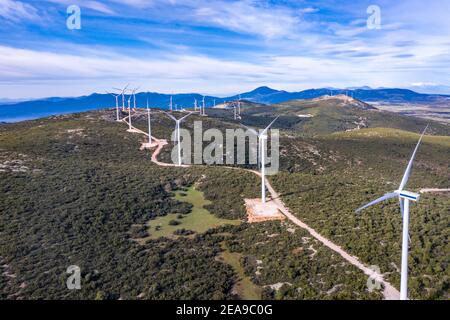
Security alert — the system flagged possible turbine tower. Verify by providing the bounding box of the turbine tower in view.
[194,99,198,112]
[202,96,206,116]
[132,87,139,111]
[244,116,279,204]
[146,98,152,144]
[127,94,133,130]
[169,96,173,112]
[107,91,120,121]
[238,95,241,115]
[355,125,428,300]
[162,111,193,166]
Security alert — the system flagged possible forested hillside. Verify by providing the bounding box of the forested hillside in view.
[0,106,448,299]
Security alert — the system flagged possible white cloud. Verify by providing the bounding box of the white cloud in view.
[196,1,301,38]
[0,0,40,22]
[42,0,115,14]
[1,41,449,98]
[300,7,319,14]
[1,1,450,98]
[104,0,303,39]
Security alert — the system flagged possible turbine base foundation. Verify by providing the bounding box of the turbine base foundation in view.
[245,198,285,223]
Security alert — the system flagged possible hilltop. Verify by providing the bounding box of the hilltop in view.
[210,96,450,137]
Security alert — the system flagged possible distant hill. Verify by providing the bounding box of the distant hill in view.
[233,87,449,104]
[231,96,450,137]
[1,86,449,122]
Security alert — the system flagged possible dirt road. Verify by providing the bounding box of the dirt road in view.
[121,115,400,300]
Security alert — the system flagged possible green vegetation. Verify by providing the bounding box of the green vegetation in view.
[218,243,262,300]
[222,222,383,300]
[270,127,450,299]
[139,186,240,240]
[0,103,449,300]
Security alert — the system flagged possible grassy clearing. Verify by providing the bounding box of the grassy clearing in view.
[218,244,262,300]
[145,186,241,240]
[330,127,450,147]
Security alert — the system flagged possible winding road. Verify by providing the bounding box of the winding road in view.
[120,113,400,300]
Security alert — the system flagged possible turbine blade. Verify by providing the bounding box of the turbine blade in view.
[241,124,258,136]
[161,110,177,121]
[355,192,398,213]
[398,125,428,191]
[261,116,280,135]
[179,112,193,122]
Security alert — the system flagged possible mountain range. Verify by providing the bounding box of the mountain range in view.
[1,86,449,122]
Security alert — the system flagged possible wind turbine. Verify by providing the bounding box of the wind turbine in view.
[106,91,120,121]
[113,84,129,111]
[355,126,428,300]
[169,95,173,112]
[127,93,133,130]
[243,116,279,204]
[131,87,140,111]
[146,98,152,144]
[194,99,198,112]
[202,96,207,116]
[162,111,193,166]
[238,95,241,115]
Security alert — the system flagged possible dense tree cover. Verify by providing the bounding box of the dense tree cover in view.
[222,222,383,300]
[1,108,448,300]
[0,112,238,299]
[270,175,449,299]
[197,168,260,219]
[269,125,449,300]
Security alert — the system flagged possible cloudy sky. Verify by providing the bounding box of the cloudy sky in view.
[0,0,449,98]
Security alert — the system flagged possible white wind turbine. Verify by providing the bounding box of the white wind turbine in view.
[355,125,428,300]
[169,95,173,112]
[113,84,129,111]
[201,96,206,116]
[194,98,198,112]
[106,91,120,121]
[162,111,193,166]
[132,87,139,111]
[126,93,133,130]
[244,116,279,204]
[146,98,152,144]
[238,95,241,115]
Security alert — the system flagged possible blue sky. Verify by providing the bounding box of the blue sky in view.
[0,0,449,98]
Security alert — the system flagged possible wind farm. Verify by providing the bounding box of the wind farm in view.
[0,0,449,305]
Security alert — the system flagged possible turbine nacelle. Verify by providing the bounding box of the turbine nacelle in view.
[396,190,420,202]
